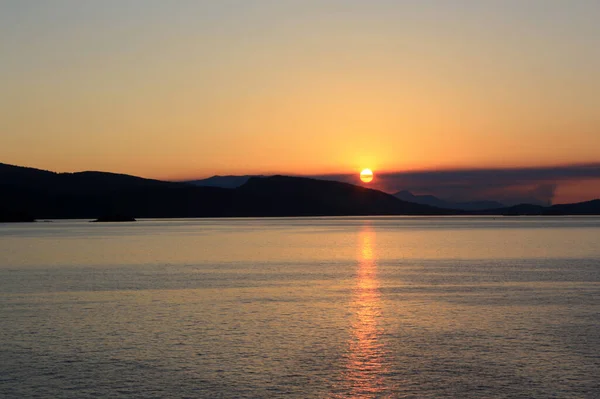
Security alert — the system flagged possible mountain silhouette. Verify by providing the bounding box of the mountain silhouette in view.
[1,162,599,220]
[0,209,35,223]
[234,176,451,216]
[186,175,257,189]
[0,162,232,219]
[0,163,448,219]
[394,190,504,211]
[480,200,600,216]
[544,199,600,215]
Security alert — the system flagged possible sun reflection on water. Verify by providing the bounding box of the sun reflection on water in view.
[340,224,388,398]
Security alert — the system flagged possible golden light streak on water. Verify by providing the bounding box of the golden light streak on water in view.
[342,224,388,398]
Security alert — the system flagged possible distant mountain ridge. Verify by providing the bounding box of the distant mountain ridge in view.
[1,162,599,221]
[488,200,600,216]
[236,176,450,216]
[393,190,505,211]
[191,178,507,211]
[1,163,449,220]
[185,175,257,189]
[0,162,231,220]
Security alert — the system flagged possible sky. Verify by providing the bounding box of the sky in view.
[1,1,599,203]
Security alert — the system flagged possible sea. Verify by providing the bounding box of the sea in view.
[1,217,599,398]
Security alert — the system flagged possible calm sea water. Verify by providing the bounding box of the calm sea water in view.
[1,217,599,398]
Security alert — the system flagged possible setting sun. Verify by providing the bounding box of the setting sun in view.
[360,169,374,183]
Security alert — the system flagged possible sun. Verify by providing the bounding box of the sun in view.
[360,168,373,183]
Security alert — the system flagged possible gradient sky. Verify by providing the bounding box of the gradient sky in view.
[1,1,599,201]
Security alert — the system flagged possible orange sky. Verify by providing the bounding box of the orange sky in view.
[1,1,599,201]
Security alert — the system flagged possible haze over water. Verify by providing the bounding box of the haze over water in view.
[1,217,599,398]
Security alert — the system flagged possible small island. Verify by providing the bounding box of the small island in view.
[91,214,136,223]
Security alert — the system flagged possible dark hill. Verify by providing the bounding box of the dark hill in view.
[0,163,233,219]
[186,175,256,189]
[498,203,546,216]
[0,162,178,195]
[235,176,451,216]
[0,210,35,223]
[2,162,599,219]
[394,190,504,211]
[479,200,600,216]
[0,163,450,218]
[547,199,600,215]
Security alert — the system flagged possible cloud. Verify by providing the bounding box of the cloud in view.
[312,163,600,206]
